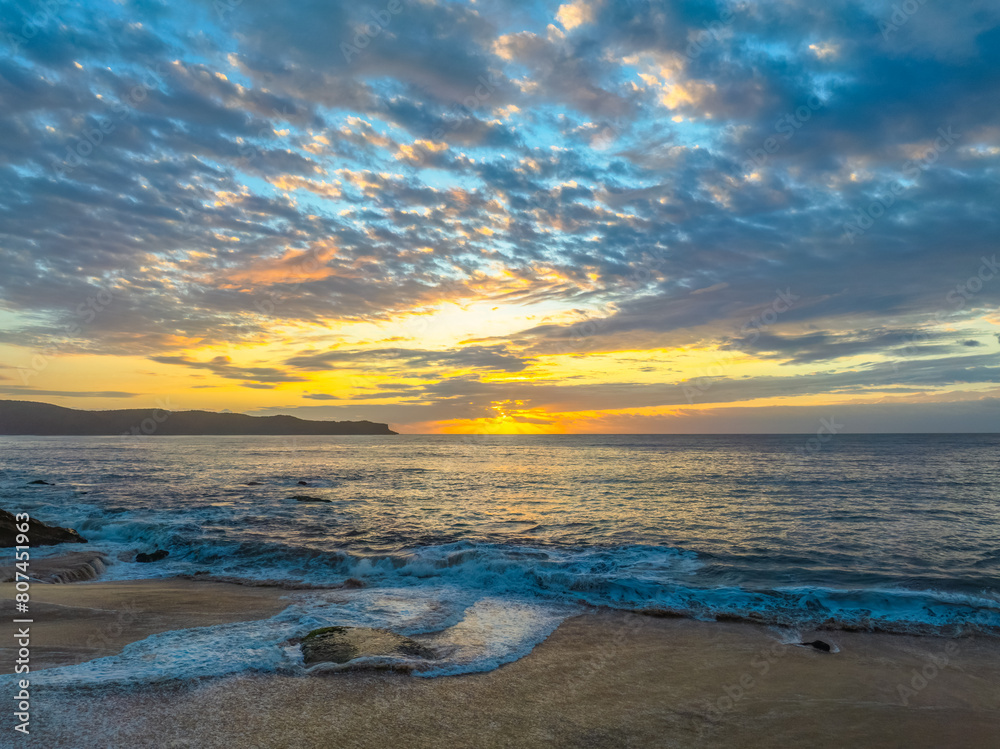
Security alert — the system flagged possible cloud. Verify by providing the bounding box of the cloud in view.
[217,241,340,288]
[149,355,310,385]
[286,345,533,374]
[0,387,139,398]
[556,0,602,31]
[731,329,991,365]
[0,0,998,431]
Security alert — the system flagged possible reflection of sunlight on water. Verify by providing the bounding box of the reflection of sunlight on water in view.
[2,435,998,632]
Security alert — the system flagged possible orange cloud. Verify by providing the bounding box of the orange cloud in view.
[556,0,601,30]
[217,241,340,288]
[266,174,342,199]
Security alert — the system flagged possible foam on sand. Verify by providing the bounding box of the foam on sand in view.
[5,586,578,686]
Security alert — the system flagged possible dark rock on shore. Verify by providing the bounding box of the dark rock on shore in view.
[0,509,87,547]
[28,479,52,485]
[245,481,263,486]
[136,549,170,563]
[301,626,436,667]
[293,495,331,503]
[802,640,832,652]
[297,481,309,485]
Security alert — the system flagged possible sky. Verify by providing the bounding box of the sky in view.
[0,0,998,433]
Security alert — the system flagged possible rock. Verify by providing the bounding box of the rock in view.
[801,640,832,652]
[342,578,366,589]
[297,480,309,486]
[27,480,52,485]
[245,481,263,486]
[0,509,87,547]
[0,551,108,583]
[136,549,170,563]
[292,495,331,503]
[300,626,435,667]
[45,555,107,583]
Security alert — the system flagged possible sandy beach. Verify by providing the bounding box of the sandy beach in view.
[3,578,998,748]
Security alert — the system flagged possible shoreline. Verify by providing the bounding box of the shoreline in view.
[2,578,999,747]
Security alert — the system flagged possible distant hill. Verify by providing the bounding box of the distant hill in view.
[0,400,397,436]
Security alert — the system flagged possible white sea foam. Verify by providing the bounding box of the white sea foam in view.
[11,587,578,687]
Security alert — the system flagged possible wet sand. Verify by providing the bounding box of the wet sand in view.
[3,579,999,748]
[0,578,291,669]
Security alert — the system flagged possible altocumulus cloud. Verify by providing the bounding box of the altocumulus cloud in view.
[0,0,998,429]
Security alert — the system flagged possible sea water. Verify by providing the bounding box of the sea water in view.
[2,434,998,683]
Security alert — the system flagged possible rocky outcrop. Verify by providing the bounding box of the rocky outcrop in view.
[293,496,331,503]
[300,626,436,667]
[0,509,87,547]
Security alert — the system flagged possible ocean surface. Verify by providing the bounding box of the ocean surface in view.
[2,434,999,683]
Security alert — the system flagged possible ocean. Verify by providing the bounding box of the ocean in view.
[3,433,998,682]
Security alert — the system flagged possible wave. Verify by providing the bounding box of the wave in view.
[7,488,999,645]
[34,515,1000,638]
